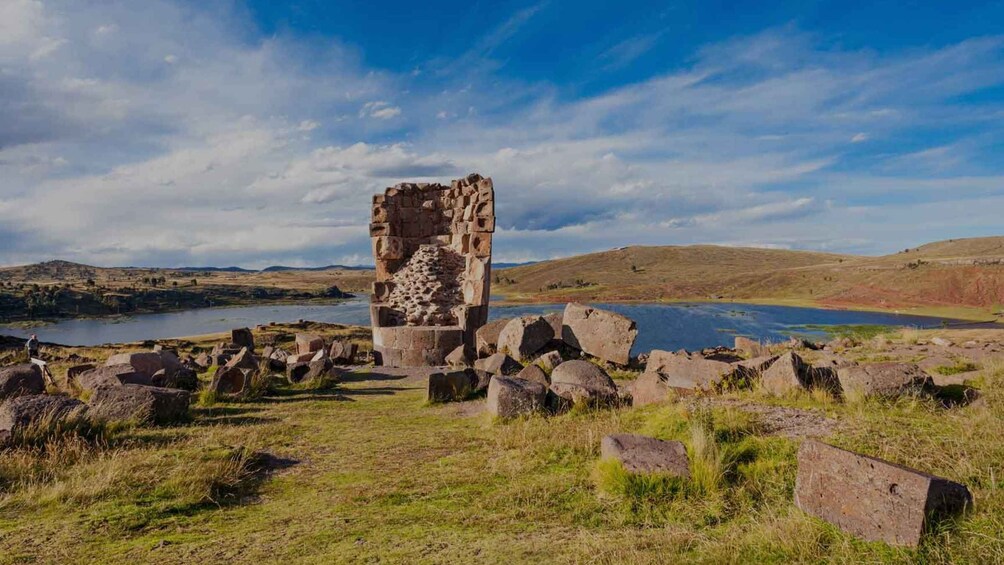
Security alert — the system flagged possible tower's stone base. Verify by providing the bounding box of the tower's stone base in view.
[373,325,465,367]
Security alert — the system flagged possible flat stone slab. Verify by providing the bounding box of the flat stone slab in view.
[601,433,690,477]
[836,363,933,397]
[795,440,972,547]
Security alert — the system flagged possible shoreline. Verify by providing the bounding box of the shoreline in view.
[490,293,1001,323]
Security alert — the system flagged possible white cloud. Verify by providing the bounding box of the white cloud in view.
[359,101,401,120]
[851,132,869,143]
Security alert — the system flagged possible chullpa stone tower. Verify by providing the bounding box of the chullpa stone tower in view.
[369,173,495,366]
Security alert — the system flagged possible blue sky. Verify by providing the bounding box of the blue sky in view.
[1,0,1002,268]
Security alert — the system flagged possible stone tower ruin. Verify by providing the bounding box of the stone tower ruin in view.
[369,173,495,367]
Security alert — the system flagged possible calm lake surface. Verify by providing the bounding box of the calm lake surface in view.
[0,298,964,353]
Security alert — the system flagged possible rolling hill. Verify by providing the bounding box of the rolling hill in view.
[492,237,1004,319]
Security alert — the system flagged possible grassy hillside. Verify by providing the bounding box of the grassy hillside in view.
[494,237,1004,320]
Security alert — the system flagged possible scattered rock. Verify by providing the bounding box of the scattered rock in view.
[428,370,475,403]
[65,364,95,387]
[231,327,255,352]
[761,352,808,395]
[497,316,554,360]
[515,364,549,386]
[105,352,166,378]
[0,364,45,400]
[795,440,972,547]
[542,312,564,341]
[295,333,324,355]
[475,318,511,357]
[549,360,618,407]
[76,364,151,393]
[931,337,954,348]
[329,340,358,364]
[151,367,198,392]
[474,353,523,376]
[534,350,563,373]
[630,371,671,407]
[601,434,690,476]
[645,350,734,392]
[0,395,86,443]
[487,376,547,419]
[88,384,191,425]
[562,303,637,365]
[210,366,250,395]
[735,336,767,358]
[445,345,471,368]
[836,363,933,397]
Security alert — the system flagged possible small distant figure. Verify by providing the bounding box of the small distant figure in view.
[26,334,40,360]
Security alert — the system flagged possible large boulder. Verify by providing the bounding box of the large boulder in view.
[542,312,564,342]
[515,364,549,386]
[209,366,250,395]
[295,333,325,355]
[795,440,971,547]
[836,363,933,397]
[761,352,808,395]
[487,376,547,419]
[151,367,199,392]
[497,316,554,360]
[0,365,45,400]
[644,350,734,392]
[630,371,671,407]
[76,364,152,393]
[329,340,358,364]
[549,360,618,407]
[105,352,165,378]
[735,336,768,358]
[88,384,191,425]
[0,395,86,444]
[65,364,95,387]
[221,347,258,372]
[475,318,511,357]
[428,370,475,403]
[287,358,337,385]
[231,327,255,351]
[474,353,523,376]
[561,303,637,365]
[601,434,690,476]
[534,351,563,373]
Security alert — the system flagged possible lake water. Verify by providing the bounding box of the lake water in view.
[0,298,964,353]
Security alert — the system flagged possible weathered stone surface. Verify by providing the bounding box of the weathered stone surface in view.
[475,318,511,357]
[105,352,165,378]
[295,333,325,355]
[445,345,470,368]
[194,352,211,369]
[549,360,618,406]
[645,350,733,392]
[561,303,637,365]
[210,366,250,395]
[76,364,151,392]
[0,364,45,400]
[487,376,547,418]
[542,312,563,342]
[497,316,554,360]
[795,440,972,547]
[65,364,95,386]
[601,434,690,476]
[836,363,933,397]
[735,336,768,358]
[286,352,316,365]
[0,395,86,442]
[534,350,563,373]
[630,371,671,407]
[428,370,475,403]
[231,327,255,351]
[474,353,523,376]
[931,337,954,348]
[151,367,199,392]
[761,352,808,395]
[329,340,358,364]
[515,364,549,386]
[88,384,191,425]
